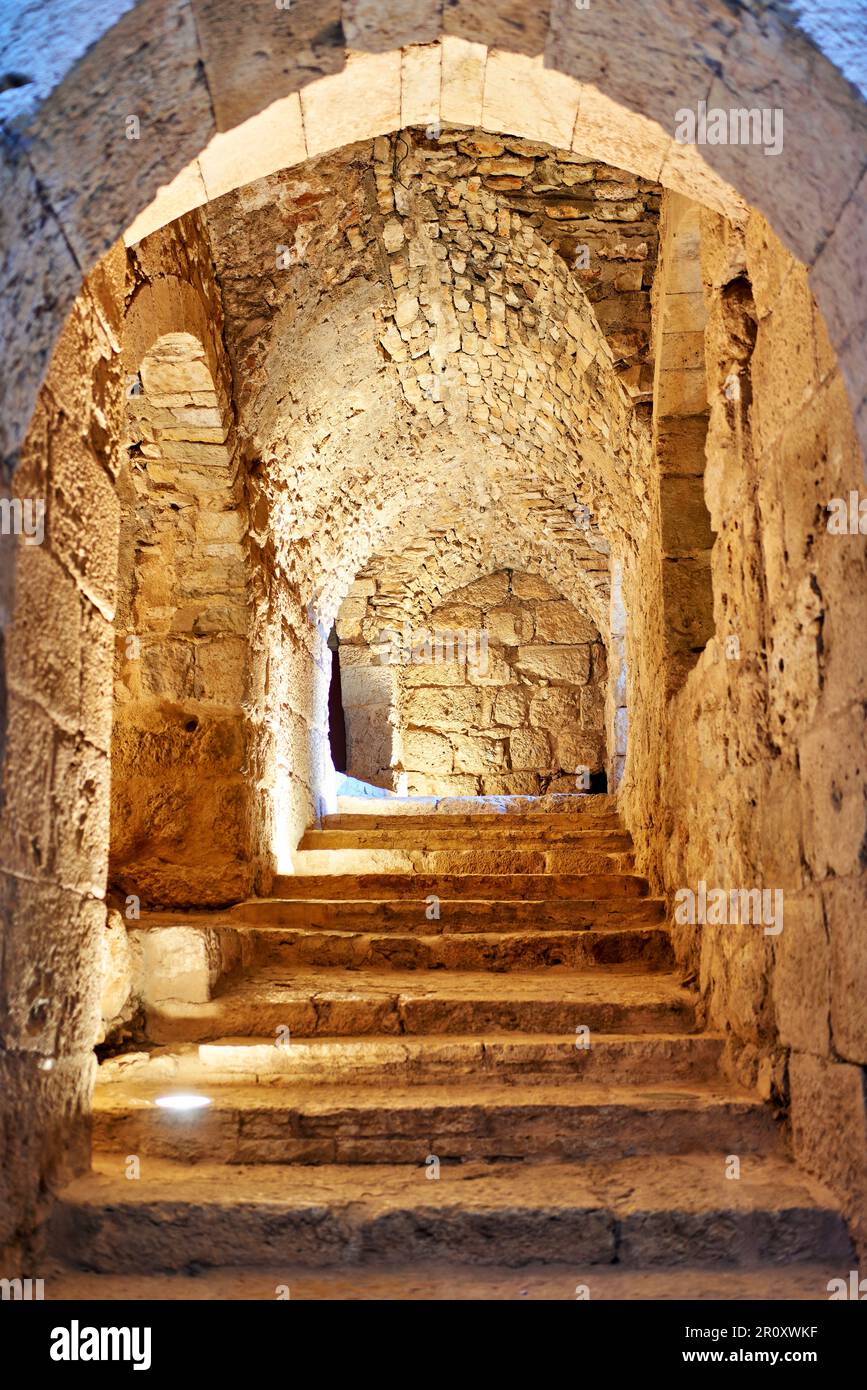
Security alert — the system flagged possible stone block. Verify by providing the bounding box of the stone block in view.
[481,772,542,796]
[198,95,307,203]
[659,474,715,555]
[401,42,442,129]
[405,772,479,796]
[481,52,579,150]
[790,1052,867,1255]
[825,875,867,1066]
[196,637,248,705]
[509,727,550,770]
[492,686,529,727]
[192,0,344,130]
[401,660,467,688]
[400,728,453,773]
[0,695,56,880]
[515,644,590,684]
[452,732,507,772]
[466,650,513,686]
[7,546,81,727]
[440,36,486,128]
[25,0,216,265]
[0,871,104,1055]
[661,556,715,653]
[343,0,441,51]
[453,571,510,606]
[402,685,482,729]
[301,51,401,160]
[341,664,394,709]
[51,736,111,896]
[444,0,550,55]
[100,910,134,1036]
[485,604,534,644]
[772,891,830,1057]
[528,686,581,728]
[510,573,561,600]
[800,706,867,881]
[533,603,598,643]
[0,146,82,462]
[551,730,604,772]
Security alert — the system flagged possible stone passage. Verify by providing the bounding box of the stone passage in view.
[49,796,850,1298]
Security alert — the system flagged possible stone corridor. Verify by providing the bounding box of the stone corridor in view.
[1,4,866,1305]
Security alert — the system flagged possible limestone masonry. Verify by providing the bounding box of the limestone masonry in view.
[0,8,865,1303]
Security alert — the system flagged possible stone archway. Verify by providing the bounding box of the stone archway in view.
[112,315,254,908]
[1,2,866,1281]
[2,11,865,473]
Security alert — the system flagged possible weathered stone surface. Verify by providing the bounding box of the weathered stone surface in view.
[825,876,867,1065]
[192,0,345,130]
[99,909,134,1042]
[515,645,591,684]
[339,570,606,793]
[791,1053,867,1256]
[0,145,83,464]
[24,0,216,266]
[509,727,551,771]
[771,893,830,1057]
[302,51,402,158]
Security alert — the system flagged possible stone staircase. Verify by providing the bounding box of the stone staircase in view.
[48,795,851,1298]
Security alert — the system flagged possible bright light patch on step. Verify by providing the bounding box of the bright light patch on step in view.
[154,1093,213,1112]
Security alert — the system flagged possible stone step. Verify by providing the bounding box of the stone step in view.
[50,1154,851,1273]
[242,925,673,971]
[39,1261,853,1301]
[287,839,633,872]
[271,871,650,899]
[267,926,670,971]
[99,1031,725,1088]
[301,827,633,850]
[325,810,622,833]
[291,847,635,875]
[218,896,667,931]
[90,1078,782,1164]
[146,965,698,1042]
[332,793,618,820]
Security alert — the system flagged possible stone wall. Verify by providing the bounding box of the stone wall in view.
[111,209,257,908]
[0,248,127,1264]
[652,193,716,696]
[337,568,607,796]
[621,203,867,1253]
